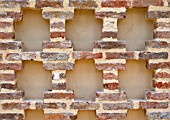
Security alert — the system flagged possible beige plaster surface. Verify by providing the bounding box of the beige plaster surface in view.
[125,109,147,120]
[17,61,52,99]
[66,10,102,51]
[76,110,97,120]
[15,9,50,52]
[119,60,153,99]
[66,60,103,101]
[25,110,44,120]
[117,8,154,51]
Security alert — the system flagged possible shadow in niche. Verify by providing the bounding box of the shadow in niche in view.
[15,9,50,52]
[66,60,103,101]
[125,109,147,120]
[76,110,97,120]
[25,110,44,120]
[117,8,154,51]
[66,9,103,51]
[16,61,52,100]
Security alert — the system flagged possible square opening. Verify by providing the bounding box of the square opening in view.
[25,110,44,120]
[66,10,102,51]
[17,61,52,100]
[76,110,97,120]
[117,8,154,51]
[125,109,147,120]
[118,60,153,99]
[66,60,103,101]
[15,9,50,52]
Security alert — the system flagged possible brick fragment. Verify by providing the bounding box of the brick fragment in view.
[50,21,65,29]
[43,102,66,109]
[103,82,119,90]
[0,63,23,70]
[0,41,22,50]
[73,51,102,59]
[94,40,126,49]
[96,63,125,70]
[154,31,170,38]
[69,0,98,8]
[0,53,2,61]
[147,62,170,70]
[0,22,12,29]
[154,22,170,29]
[0,91,24,100]
[145,91,169,100]
[139,52,168,59]
[153,81,170,89]
[131,0,163,7]
[43,62,74,70]
[40,52,69,61]
[147,11,170,19]
[103,103,131,110]
[147,112,170,119]
[0,113,24,120]
[96,11,126,19]
[0,12,22,20]
[1,102,30,110]
[103,73,118,80]
[102,31,117,38]
[101,0,128,7]
[70,101,99,110]
[139,102,168,109]
[106,52,135,59]
[1,83,17,90]
[0,0,29,8]
[145,41,168,48]
[50,32,65,38]
[154,72,170,78]
[0,32,14,39]
[97,113,127,119]
[36,0,63,8]
[0,73,16,81]
[52,82,66,90]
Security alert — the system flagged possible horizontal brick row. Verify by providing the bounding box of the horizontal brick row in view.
[153,81,170,89]
[0,0,29,8]
[73,51,102,60]
[0,113,24,120]
[45,113,77,120]
[0,12,22,20]
[50,21,65,29]
[102,31,117,38]
[50,32,65,39]
[96,11,126,19]
[96,63,125,70]
[101,0,129,8]
[147,112,170,119]
[70,101,99,110]
[103,72,118,80]
[1,83,17,90]
[145,40,169,48]
[147,62,170,70]
[103,82,119,90]
[0,73,16,81]
[40,52,69,61]
[43,62,74,70]
[0,63,23,70]
[103,103,131,110]
[97,113,127,120]
[0,32,14,39]
[147,11,170,19]
[154,72,170,78]
[0,91,24,100]
[52,82,66,90]
[139,102,168,109]
[69,0,98,9]
[154,31,170,38]
[0,41,22,50]
[36,0,63,8]
[145,91,169,100]
[0,22,13,29]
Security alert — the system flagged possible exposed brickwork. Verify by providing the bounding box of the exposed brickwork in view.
[0,0,169,120]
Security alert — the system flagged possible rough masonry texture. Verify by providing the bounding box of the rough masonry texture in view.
[0,0,170,120]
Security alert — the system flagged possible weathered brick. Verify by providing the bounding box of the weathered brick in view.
[36,102,44,109]
[0,53,2,60]
[0,12,22,20]
[73,51,102,59]
[96,91,127,101]
[139,102,168,109]
[94,40,126,49]
[43,62,74,70]
[97,113,127,119]
[147,11,170,19]
[106,52,135,59]
[52,72,66,79]
[6,52,36,61]
[103,82,119,90]
[101,0,128,7]
[0,63,23,70]
[131,0,163,7]
[40,52,69,61]
[0,73,16,81]
[103,73,118,80]
[102,31,117,38]
[0,0,29,8]
[52,82,66,90]
[0,22,12,29]
[96,63,125,70]
[96,11,126,19]
[147,62,170,70]
[154,72,170,78]
[42,41,73,49]
[70,101,99,110]
[145,91,169,100]
[43,102,66,109]
[103,103,131,110]
[45,113,77,120]
[50,32,65,38]
[0,32,14,39]
[1,102,30,110]
[0,91,24,100]
[1,83,17,90]
[145,40,168,48]
[0,113,24,120]
[36,0,63,8]
[139,52,168,59]
[50,21,65,29]
[147,112,170,119]
[153,81,170,89]
[44,91,74,100]
[154,22,170,29]
[0,41,22,50]
[154,31,170,38]
[69,0,98,8]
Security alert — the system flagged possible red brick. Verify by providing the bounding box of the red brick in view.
[0,73,16,81]
[0,0,29,8]
[146,112,170,119]
[0,91,24,100]
[145,40,168,48]
[1,83,17,90]
[94,40,126,49]
[103,103,131,110]
[43,102,66,109]
[145,91,169,100]
[139,102,168,109]
[0,63,23,70]
[0,41,22,50]
[102,32,117,38]
[0,113,24,120]
[43,62,74,70]
[131,0,163,7]
[154,31,170,38]
[103,73,118,80]
[96,91,127,101]
[2,102,30,110]
[52,82,66,90]
[42,40,73,49]
[70,101,99,110]
[154,72,170,78]
[0,12,22,20]
[97,113,127,120]
[104,82,119,90]
[40,52,69,61]
[73,51,102,59]
[36,0,63,8]
[147,11,170,19]
[0,53,2,61]
[101,0,128,7]
[0,32,14,39]
[153,81,170,89]
[69,0,98,8]
[0,22,12,29]
[139,52,168,59]
[96,11,126,19]
[44,91,74,100]
[106,52,135,59]
[154,22,170,29]
[50,21,65,29]
[147,62,170,70]
[96,63,125,70]
[50,32,65,38]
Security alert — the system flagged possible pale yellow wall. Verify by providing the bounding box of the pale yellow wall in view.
[25,110,44,120]
[125,109,147,120]
[119,60,153,99]
[17,61,52,99]
[76,110,96,120]
[117,8,154,51]
[15,9,50,52]
[66,60,103,101]
[66,10,102,51]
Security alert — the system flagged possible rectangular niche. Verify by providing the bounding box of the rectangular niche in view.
[125,109,147,120]
[117,8,154,51]
[15,9,50,52]
[25,110,44,120]
[16,61,52,100]
[66,10,102,51]
[118,60,153,99]
[76,110,97,120]
[66,60,103,101]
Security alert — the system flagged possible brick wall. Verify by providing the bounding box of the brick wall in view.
[0,0,170,120]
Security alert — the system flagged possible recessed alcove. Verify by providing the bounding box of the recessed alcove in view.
[66,10,102,51]
[76,110,97,120]
[125,109,147,120]
[17,61,52,99]
[66,60,103,101]
[117,8,154,51]
[15,9,50,52]
[25,110,44,120]
[119,60,153,99]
